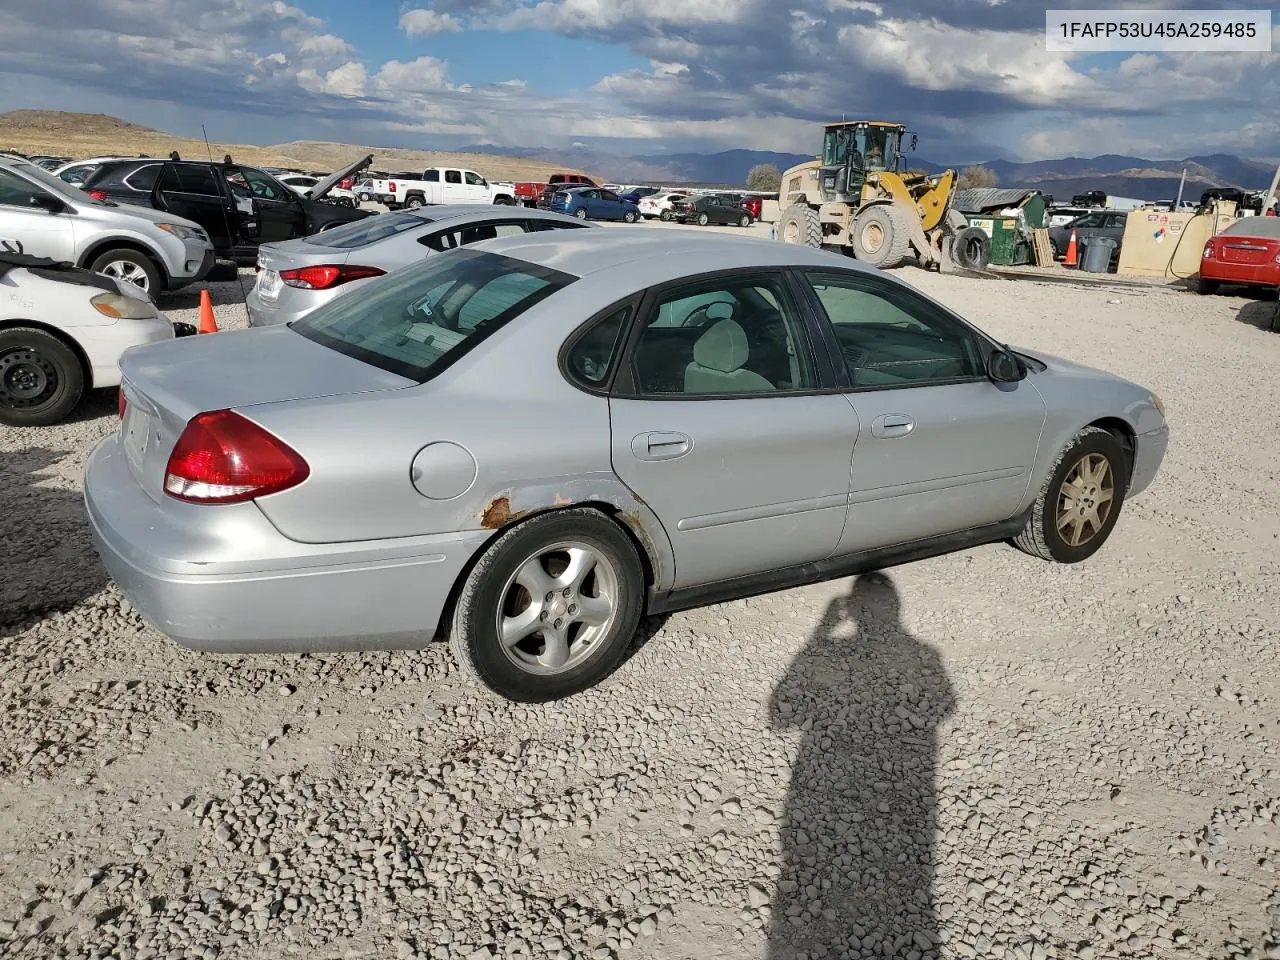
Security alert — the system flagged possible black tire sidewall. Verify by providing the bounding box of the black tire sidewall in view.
[1038,430,1129,563]
[952,226,992,271]
[90,249,161,295]
[0,327,85,426]
[454,511,645,702]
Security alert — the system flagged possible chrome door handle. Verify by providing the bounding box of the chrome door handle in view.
[871,414,914,439]
[632,431,692,461]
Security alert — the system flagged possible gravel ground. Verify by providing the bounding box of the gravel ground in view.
[2,219,1279,960]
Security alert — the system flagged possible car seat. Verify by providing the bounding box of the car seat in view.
[684,318,775,394]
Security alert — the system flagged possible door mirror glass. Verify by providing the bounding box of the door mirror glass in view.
[986,349,1026,383]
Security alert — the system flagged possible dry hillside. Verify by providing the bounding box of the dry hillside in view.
[0,111,590,181]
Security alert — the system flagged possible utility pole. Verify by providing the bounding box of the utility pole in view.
[1174,167,1186,209]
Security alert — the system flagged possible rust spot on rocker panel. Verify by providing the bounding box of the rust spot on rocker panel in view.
[480,496,513,529]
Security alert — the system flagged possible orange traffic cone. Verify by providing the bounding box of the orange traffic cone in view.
[197,289,218,334]
[1064,229,1078,267]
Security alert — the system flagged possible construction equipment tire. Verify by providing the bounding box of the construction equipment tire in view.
[777,204,821,248]
[950,225,992,271]
[851,205,911,269]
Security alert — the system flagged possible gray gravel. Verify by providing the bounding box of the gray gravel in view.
[2,224,1279,960]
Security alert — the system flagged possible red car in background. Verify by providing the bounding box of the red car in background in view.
[1199,217,1280,295]
[740,195,764,220]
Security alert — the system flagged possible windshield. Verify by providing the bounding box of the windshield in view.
[863,126,900,171]
[12,161,100,203]
[1222,216,1280,238]
[291,249,577,382]
[303,209,434,248]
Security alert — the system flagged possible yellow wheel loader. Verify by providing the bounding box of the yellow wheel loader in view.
[775,121,990,272]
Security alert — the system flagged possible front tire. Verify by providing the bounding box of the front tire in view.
[449,509,645,702]
[89,249,161,295]
[623,209,638,224]
[850,205,912,269]
[1014,426,1129,563]
[0,327,85,427]
[777,203,821,247]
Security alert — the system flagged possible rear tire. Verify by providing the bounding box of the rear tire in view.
[659,210,673,221]
[1197,277,1220,295]
[89,249,161,295]
[950,225,991,270]
[697,212,710,226]
[1014,426,1128,564]
[777,203,821,247]
[573,208,588,220]
[449,508,645,702]
[740,213,752,227]
[0,327,85,427]
[850,205,911,269]
[405,196,425,209]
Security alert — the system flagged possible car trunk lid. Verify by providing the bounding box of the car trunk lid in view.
[117,326,412,503]
[1218,234,1280,266]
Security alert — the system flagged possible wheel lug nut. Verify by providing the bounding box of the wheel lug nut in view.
[554,618,563,628]
[568,604,578,615]
[540,611,548,621]
[562,588,571,598]
[545,592,554,602]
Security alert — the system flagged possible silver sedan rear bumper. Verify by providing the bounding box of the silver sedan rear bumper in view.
[84,435,488,653]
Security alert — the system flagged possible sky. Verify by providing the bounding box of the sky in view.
[0,0,1277,163]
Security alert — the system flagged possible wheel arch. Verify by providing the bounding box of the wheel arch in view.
[433,481,676,638]
[0,318,95,389]
[1086,415,1137,481]
[77,237,170,285]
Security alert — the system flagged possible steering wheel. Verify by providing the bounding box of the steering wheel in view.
[682,301,734,329]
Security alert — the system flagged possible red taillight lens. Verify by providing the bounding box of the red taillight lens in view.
[278,264,385,290]
[117,389,127,419]
[87,189,108,200]
[1203,243,1214,259]
[389,182,396,191]
[164,410,309,504]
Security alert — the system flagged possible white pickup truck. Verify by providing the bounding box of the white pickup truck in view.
[369,167,516,209]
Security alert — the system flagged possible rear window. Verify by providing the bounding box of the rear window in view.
[303,210,434,248]
[291,249,577,382]
[1222,217,1280,238]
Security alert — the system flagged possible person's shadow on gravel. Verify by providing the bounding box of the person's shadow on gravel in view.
[769,572,954,960]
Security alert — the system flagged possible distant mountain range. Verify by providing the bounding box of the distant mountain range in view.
[460,143,1276,202]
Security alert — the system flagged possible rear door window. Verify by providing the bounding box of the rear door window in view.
[419,220,528,252]
[160,165,221,196]
[445,170,462,185]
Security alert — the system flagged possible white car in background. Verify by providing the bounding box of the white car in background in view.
[0,261,187,426]
[279,173,357,207]
[638,191,690,221]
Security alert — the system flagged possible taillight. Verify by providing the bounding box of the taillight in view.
[1203,243,1214,259]
[117,389,127,419]
[389,182,396,192]
[87,189,107,200]
[278,264,385,290]
[164,410,309,504]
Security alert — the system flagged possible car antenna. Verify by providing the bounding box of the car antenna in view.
[200,121,252,312]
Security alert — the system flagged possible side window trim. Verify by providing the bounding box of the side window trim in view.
[610,267,829,401]
[795,268,993,393]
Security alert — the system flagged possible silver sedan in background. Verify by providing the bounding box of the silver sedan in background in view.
[246,205,597,327]
[86,233,1168,703]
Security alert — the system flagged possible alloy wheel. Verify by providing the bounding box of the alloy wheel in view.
[1056,453,1115,547]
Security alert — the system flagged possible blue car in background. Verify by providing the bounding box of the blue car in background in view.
[549,186,640,223]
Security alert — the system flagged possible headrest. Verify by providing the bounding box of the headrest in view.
[692,318,750,373]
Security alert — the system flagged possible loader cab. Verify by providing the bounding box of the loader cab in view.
[819,122,907,202]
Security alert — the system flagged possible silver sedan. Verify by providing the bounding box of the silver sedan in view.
[86,232,1168,702]
[245,205,597,327]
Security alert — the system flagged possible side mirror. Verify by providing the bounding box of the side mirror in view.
[30,194,65,214]
[911,134,919,150]
[986,348,1027,384]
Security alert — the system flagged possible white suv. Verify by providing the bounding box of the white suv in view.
[0,157,215,295]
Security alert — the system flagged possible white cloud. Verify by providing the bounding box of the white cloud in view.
[374,56,455,94]
[399,9,464,36]
[296,33,354,60]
